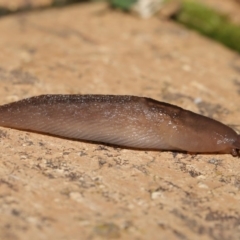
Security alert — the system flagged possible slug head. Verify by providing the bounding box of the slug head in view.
[231,135,240,157]
[169,108,240,156]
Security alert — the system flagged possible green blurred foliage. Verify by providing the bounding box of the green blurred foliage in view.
[175,0,240,53]
[109,0,137,11]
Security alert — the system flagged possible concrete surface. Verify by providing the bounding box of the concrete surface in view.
[0,2,240,240]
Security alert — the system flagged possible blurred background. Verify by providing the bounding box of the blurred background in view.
[0,0,240,53]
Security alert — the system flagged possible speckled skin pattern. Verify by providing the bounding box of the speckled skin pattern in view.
[0,95,239,155]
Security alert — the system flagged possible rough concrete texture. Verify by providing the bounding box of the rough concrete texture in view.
[0,2,240,240]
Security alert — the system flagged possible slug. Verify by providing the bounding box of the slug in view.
[0,94,239,156]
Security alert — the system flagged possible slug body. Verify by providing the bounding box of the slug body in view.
[0,95,239,156]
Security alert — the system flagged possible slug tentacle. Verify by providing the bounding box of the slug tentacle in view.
[0,94,239,156]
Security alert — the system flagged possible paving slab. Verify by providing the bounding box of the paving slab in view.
[0,2,240,240]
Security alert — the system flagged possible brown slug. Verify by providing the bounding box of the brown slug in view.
[0,94,239,156]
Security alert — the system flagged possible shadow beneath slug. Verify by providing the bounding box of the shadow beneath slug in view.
[0,126,238,157]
